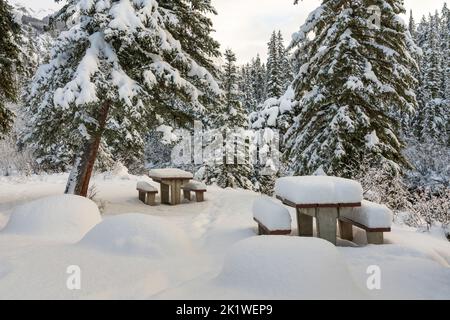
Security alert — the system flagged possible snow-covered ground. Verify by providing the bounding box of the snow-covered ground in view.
[0,172,449,300]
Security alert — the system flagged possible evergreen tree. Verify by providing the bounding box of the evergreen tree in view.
[414,10,449,145]
[266,31,283,98]
[0,0,21,137]
[239,63,257,113]
[24,0,222,196]
[204,49,253,190]
[440,4,450,102]
[409,10,416,40]
[277,31,293,92]
[285,0,419,177]
[251,54,267,104]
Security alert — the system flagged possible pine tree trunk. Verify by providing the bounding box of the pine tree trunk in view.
[65,102,111,197]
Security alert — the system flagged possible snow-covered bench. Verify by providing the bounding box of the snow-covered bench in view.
[182,181,207,202]
[252,197,292,235]
[137,182,158,206]
[339,200,393,245]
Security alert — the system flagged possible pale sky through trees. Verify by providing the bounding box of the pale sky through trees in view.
[10,0,449,63]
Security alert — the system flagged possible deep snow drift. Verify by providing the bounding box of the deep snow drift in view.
[79,213,193,257]
[0,173,449,299]
[3,195,101,242]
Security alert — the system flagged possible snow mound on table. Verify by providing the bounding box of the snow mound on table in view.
[79,213,192,257]
[3,195,101,243]
[252,197,291,231]
[148,168,193,179]
[216,237,363,299]
[275,176,363,204]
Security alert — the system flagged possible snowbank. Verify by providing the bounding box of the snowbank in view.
[341,200,393,229]
[215,237,363,299]
[3,195,101,243]
[79,213,193,258]
[275,176,363,204]
[252,197,291,231]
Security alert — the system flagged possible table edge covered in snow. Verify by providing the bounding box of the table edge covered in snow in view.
[276,195,362,209]
[148,169,194,180]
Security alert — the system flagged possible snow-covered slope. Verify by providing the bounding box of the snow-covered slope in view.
[0,172,449,299]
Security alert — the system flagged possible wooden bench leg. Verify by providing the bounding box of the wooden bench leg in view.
[145,193,156,206]
[195,191,204,202]
[367,232,384,245]
[258,224,264,235]
[296,209,313,237]
[316,207,338,245]
[183,190,191,201]
[258,223,269,235]
[339,220,354,241]
[138,191,146,203]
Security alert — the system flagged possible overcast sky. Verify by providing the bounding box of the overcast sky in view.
[10,0,449,63]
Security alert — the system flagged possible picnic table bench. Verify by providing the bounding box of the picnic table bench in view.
[136,182,158,206]
[181,181,207,202]
[338,200,393,244]
[252,197,292,235]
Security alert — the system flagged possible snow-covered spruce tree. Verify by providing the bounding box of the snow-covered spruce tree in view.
[442,4,450,104]
[284,0,419,177]
[439,4,450,146]
[24,0,221,196]
[414,11,448,145]
[266,31,283,99]
[277,31,293,92]
[408,10,416,40]
[204,49,253,190]
[239,63,258,113]
[141,0,224,173]
[0,0,22,138]
[250,54,267,105]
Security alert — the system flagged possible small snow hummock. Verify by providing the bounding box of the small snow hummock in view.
[78,214,192,258]
[3,195,101,243]
[275,176,363,205]
[148,168,193,179]
[215,237,362,299]
[341,200,393,229]
[252,197,291,231]
[183,181,207,191]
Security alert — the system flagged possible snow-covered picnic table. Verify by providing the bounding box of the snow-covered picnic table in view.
[275,176,363,245]
[148,169,194,205]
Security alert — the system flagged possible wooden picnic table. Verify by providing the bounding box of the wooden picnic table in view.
[275,176,363,245]
[148,169,193,205]
[276,196,361,245]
